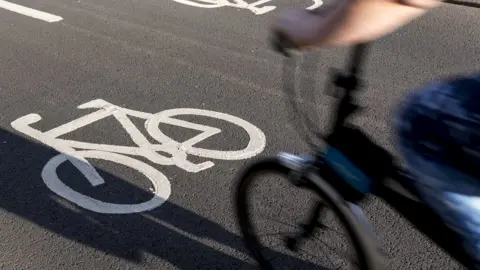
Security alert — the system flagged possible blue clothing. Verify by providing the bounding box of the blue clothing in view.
[396,73,480,264]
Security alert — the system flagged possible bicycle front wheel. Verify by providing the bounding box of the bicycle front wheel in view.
[235,157,370,270]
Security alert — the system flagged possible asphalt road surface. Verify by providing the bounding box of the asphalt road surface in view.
[1,0,479,269]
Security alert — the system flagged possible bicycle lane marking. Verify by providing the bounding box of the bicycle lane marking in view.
[10,99,266,214]
[172,0,323,15]
[0,0,63,22]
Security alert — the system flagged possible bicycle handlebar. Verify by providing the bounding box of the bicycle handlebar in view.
[270,29,371,148]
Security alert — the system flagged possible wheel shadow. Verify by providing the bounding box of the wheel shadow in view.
[0,127,326,269]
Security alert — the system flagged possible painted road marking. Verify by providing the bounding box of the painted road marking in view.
[42,150,171,214]
[11,99,266,214]
[0,0,63,23]
[173,0,323,15]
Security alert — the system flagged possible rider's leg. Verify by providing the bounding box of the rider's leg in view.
[395,74,480,265]
[400,149,480,262]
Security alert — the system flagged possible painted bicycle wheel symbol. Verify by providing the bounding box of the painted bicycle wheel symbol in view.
[11,99,266,214]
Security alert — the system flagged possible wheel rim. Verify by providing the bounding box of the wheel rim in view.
[235,161,365,269]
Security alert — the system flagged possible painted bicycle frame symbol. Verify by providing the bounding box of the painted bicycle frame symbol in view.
[11,99,266,214]
[173,0,323,15]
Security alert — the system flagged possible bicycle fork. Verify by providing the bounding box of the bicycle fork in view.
[276,152,326,250]
[286,200,325,251]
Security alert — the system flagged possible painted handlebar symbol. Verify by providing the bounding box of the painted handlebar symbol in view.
[11,99,266,214]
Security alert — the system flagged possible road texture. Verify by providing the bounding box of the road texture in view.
[0,0,479,269]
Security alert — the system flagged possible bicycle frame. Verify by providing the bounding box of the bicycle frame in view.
[275,41,476,268]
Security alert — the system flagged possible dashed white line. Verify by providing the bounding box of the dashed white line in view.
[0,0,63,23]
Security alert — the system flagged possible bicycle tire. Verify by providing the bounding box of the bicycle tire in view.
[234,157,370,270]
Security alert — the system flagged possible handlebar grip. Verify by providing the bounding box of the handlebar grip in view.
[270,30,297,57]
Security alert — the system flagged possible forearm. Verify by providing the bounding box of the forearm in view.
[310,0,441,47]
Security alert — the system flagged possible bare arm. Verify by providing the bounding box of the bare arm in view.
[274,0,441,49]
[319,0,441,46]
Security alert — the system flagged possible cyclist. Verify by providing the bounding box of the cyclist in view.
[272,0,480,266]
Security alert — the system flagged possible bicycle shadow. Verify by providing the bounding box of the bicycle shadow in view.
[0,127,327,269]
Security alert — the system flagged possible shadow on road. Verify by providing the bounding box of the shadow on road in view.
[0,127,325,269]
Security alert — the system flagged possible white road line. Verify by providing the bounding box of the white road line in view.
[0,0,63,23]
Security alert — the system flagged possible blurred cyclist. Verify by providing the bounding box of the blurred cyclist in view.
[273,0,480,265]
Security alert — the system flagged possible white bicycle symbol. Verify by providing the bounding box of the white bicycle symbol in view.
[11,99,266,214]
[173,0,323,15]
